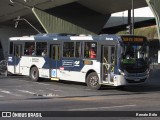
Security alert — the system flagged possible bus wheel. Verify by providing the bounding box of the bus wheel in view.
[30,67,39,82]
[86,72,101,90]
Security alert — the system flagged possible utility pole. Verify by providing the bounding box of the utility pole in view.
[127,9,132,34]
[132,0,134,35]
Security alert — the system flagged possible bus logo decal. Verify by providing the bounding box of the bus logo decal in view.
[74,61,80,67]
[106,38,113,40]
[8,57,13,62]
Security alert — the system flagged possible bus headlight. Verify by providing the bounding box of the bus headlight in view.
[147,69,150,74]
[118,69,125,76]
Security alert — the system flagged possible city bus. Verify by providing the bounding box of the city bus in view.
[7,33,150,89]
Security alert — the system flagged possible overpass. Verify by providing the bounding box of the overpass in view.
[0,0,148,34]
[0,0,160,59]
[102,8,155,34]
[102,17,155,34]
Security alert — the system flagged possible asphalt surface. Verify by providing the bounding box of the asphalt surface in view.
[0,67,160,120]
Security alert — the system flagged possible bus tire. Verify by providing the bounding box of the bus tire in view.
[30,67,39,82]
[86,72,101,90]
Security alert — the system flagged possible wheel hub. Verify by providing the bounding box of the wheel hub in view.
[90,76,98,87]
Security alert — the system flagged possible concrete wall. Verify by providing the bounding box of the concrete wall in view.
[0,26,36,60]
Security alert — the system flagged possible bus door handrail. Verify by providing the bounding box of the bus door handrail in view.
[103,57,110,70]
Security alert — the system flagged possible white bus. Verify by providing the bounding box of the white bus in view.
[7,33,150,89]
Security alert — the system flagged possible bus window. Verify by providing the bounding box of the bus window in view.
[50,45,61,60]
[75,42,81,58]
[24,42,35,55]
[63,42,74,57]
[36,42,47,56]
[84,42,97,58]
[14,44,22,57]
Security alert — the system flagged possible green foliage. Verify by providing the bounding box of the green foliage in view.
[117,26,158,39]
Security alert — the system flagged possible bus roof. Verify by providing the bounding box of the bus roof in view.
[9,33,122,42]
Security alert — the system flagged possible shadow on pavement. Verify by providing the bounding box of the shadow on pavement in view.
[1,64,160,94]
[113,65,160,93]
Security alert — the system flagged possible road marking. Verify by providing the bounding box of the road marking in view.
[69,105,136,111]
[42,93,59,97]
[16,89,60,97]
[35,82,50,85]
[0,90,21,96]
[54,90,64,92]
[16,89,36,95]
[45,88,64,92]
[16,79,50,85]
[1,90,10,94]
[65,97,97,101]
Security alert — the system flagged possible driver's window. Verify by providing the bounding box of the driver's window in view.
[125,45,134,59]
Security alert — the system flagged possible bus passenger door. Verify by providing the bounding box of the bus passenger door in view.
[102,46,115,84]
[50,45,61,80]
[14,44,22,74]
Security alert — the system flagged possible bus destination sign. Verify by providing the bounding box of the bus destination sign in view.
[122,36,145,43]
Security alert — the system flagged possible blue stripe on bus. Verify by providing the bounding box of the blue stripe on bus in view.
[8,56,84,72]
[47,58,84,72]
[8,56,17,66]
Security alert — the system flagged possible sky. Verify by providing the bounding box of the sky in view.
[112,7,154,17]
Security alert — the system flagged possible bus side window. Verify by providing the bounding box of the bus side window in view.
[24,42,35,55]
[14,45,22,57]
[63,42,74,57]
[75,42,81,58]
[36,42,47,56]
[9,42,13,55]
[84,42,97,58]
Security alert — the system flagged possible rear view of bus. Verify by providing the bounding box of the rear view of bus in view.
[117,35,150,85]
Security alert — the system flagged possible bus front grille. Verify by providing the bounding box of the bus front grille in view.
[126,78,146,83]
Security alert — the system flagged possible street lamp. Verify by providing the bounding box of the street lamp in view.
[14,16,41,34]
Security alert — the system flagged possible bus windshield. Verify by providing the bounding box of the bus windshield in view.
[122,43,149,63]
[121,43,149,73]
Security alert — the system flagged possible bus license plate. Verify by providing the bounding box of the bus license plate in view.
[134,79,140,82]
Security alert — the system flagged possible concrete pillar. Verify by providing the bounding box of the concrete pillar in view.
[146,0,160,63]
[146,0,160,40]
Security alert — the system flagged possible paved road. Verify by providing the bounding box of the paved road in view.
[0,69,160,119]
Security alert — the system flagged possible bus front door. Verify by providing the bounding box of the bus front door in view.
[102,46,115,84]
[50,45,61,80]
[14,44,22,74]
